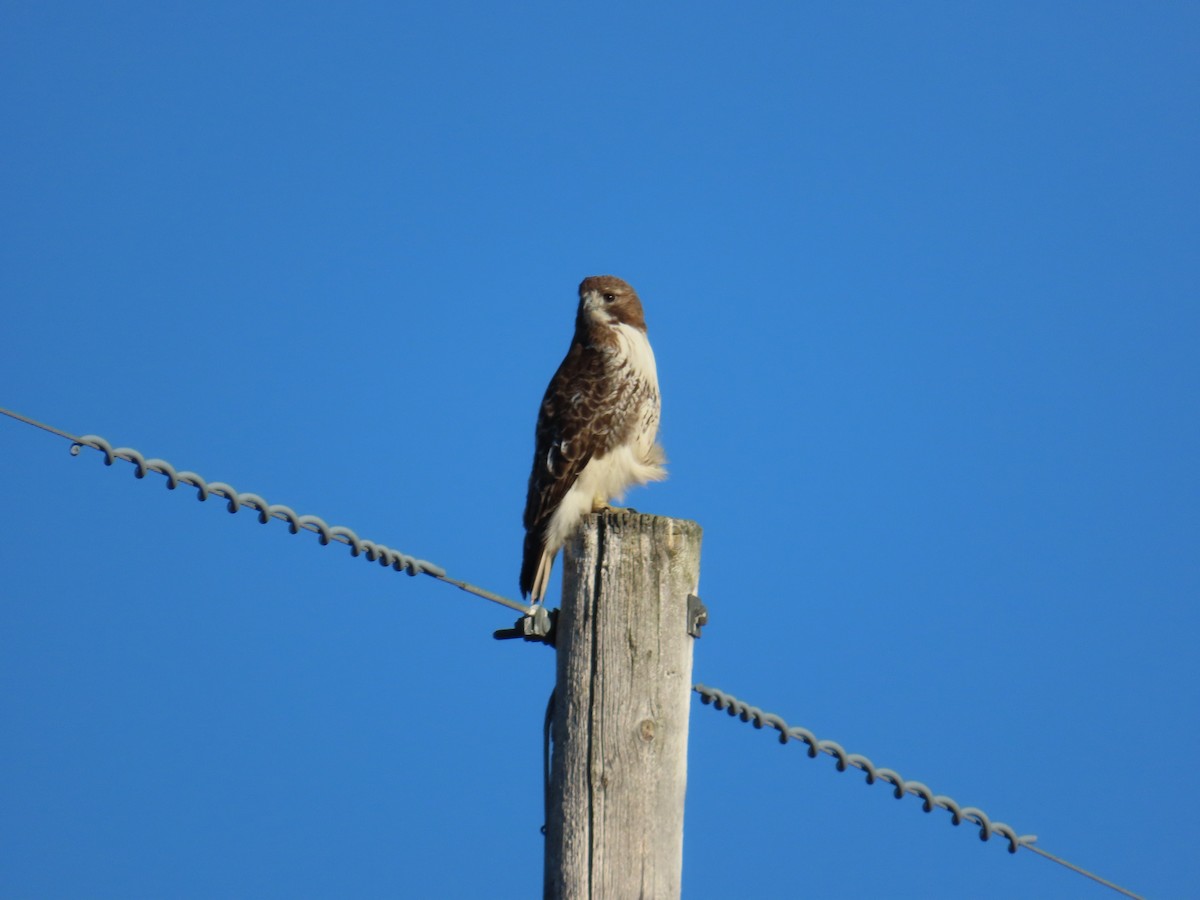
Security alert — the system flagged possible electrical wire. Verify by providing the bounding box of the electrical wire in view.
[693,684,1144,899]
[0,406,531,615]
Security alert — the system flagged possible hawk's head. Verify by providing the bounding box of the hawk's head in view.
[578,275,647,331]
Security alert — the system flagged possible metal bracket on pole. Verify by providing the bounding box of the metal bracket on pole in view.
[494,605,557,646]
[687,593,708,638]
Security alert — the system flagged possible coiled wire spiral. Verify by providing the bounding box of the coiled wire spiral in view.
[69,433,446,577]
[693,683,1037,854]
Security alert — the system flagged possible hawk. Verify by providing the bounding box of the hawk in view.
[520,275,667,603]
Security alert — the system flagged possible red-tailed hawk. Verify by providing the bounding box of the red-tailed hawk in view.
[520,275,667,602]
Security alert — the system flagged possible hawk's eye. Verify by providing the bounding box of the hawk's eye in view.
[603,292,617,303]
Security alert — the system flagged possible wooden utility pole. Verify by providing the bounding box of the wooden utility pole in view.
[544,511,703,900]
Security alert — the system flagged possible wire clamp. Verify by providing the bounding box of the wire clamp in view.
[494,604,557,646]
[687,593,708,638]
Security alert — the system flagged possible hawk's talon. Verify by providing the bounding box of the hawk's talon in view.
[593,502,639,514]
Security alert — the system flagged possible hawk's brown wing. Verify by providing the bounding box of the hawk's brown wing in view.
[520,340,618,597]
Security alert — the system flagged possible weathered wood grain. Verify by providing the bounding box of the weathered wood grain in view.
[544,512,703,900]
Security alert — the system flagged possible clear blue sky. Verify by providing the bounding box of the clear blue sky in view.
[2,3,1196,897]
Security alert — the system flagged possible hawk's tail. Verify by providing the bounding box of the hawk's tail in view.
[520,530,554,602]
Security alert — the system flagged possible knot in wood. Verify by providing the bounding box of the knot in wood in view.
[639,718,656,742]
